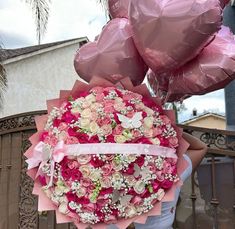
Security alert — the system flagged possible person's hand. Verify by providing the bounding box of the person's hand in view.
[182,132,208,170]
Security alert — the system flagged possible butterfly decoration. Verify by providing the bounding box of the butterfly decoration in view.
[117,112,143,129]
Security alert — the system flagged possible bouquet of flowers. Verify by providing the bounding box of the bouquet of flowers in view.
[25,77,189,229]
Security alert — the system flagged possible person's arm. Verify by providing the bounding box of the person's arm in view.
[182,132,208,171]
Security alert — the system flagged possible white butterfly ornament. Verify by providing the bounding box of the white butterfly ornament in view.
[117,112,143,129]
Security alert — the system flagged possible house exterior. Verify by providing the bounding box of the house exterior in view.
[0,37,88,118]
[182,112,226,130]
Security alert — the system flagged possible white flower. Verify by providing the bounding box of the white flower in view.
[59,202,69,214]
[144,117,154,128]
[80,118,90,128]
[156,188,165,201]
[90,169,101,181]
[134,180,146,194]
[85,94,96,103]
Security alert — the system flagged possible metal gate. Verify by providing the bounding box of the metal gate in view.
[0,111,77,229]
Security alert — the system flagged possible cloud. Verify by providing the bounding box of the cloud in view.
[0,0,107,48]
[178,89,225,122]
[0,31,32,49]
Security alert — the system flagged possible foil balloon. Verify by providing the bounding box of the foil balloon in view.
[220,0,230,8]
[74,18,147,86]
[108,0,130,18]
[129,0,222,74]
[147,26,235,103]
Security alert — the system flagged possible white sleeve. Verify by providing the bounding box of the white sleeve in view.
[180,154,193,182]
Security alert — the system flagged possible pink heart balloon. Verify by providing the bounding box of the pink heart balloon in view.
[147,26,235,102]
[129,0,222,74]
[220,0,230,8]
[74,18,147,86]
[108,0,130,18]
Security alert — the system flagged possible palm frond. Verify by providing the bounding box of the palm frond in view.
[0,45,8,110]
[97,0,109,16]
[25,0,51,44]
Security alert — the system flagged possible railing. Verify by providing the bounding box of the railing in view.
[177,124,235,229]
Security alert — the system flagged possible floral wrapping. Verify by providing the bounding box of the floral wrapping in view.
[25,77,190,229]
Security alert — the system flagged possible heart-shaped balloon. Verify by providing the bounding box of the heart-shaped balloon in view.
[108,0,130,18]
[147,26,235,102]
[74,18,147,86]
[129,0,222,74]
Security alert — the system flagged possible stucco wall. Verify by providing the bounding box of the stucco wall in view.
[1,43,85,118]
[186,116,226,130]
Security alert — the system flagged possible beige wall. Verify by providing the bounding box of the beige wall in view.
[1,43,84,118]
[186,116,226,130]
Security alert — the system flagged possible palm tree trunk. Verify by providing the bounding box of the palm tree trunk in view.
[223,5,235,141]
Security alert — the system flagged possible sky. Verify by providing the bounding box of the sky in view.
[0,0,227,122]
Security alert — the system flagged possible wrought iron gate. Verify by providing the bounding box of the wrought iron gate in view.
[0,111,77,229]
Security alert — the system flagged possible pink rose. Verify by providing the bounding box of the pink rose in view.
[77,196,90,205]
[102,164,113,176]
[158,136,169,147]
[65,136,79,144]
[90,156,105,168]
[99,187,113,196]
[152,180,160,192]
[105,154,115,161]
[96,93,105,102]
[114,103,126,112]
[131,196,143,205]
[47,136,58,147]
[135,155,145,167]
[113,124,123,135]
[40,131,49,141]
[169,137,179,148]
[97,117,111,126]
[91,86,104,94]
[100,176,112,188]
[101,125,113,136]
[82,203,96,213]
[58,122,68,131]
[91,112,98,121]
[153,127,163,136]
[155,171,165,182]
[77,154,91,165]
[53,118,61,127]
[96,198,109,210]
[161,180,174,190]
[160,115,171,125]
[163,161,174,174]
[143,129,153,138]
[61,111,76,124]
[132,129,142,138]
[80,177,92,187]
[134,137,152,144]
[104,106,115,113]
[106,135,115,143]
[124,163,135,175]
[89,135,100,143]
[166,157,177,165]
[68,161,79,169]
[148,163,157,173]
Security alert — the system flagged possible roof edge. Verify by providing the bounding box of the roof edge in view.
[182,113,226,125]
[2,37,88,65]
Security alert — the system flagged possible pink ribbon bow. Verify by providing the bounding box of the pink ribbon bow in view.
[26,141,66,187]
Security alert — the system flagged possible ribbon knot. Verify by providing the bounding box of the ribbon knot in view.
[26,141,66,187]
